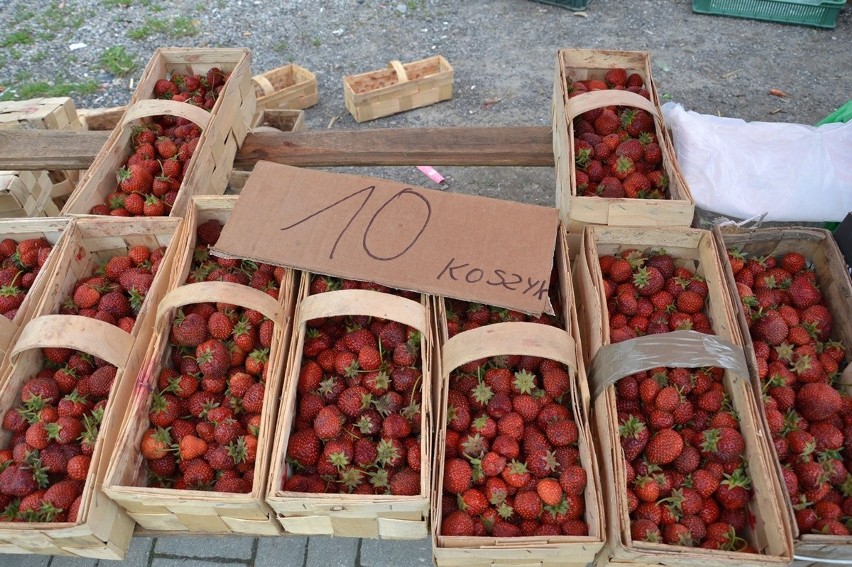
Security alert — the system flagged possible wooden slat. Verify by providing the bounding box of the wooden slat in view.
[0,126,554,170]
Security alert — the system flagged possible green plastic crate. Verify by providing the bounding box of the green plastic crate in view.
[692,0,845,28]
[531,0,590,11]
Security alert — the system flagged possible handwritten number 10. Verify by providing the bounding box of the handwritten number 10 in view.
[280,186,432,261]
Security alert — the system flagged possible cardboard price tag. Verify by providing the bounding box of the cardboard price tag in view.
[212,162,558,314]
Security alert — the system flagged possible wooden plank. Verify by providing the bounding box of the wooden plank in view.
[0,126,554,170]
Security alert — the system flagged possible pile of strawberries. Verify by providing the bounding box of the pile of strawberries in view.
[600,248,756,551]
[0,237,172,522]
[566,68,668,200]
[89,68,230,217]
[282,276,425,496]
[139,219,284,492]
[438,297,591,538]
[728,248,851,536]
[0,350,117,522]
[0,237,54,319]
[59,244,167,333]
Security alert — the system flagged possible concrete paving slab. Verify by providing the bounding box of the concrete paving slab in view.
[120,536,154,567]
[151,560,249,567]
[47,556,98,567]
[305,536,359,567]
[1,553,51,567]
[154,535,255,561]
[360,537,433,567]
[254,536,308,567]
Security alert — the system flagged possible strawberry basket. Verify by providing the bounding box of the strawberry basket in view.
[0,217,71,360]
[552,49,693,231]
[713,226,852,566]
[102,196,295,535]
[265,275,433,538]
[251,63,318,116]
[431,229,605,567]
[0,217,182,558]
[62,48,254,218]
[573,226,792,567]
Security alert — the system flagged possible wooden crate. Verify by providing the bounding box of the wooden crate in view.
[0,170,54,218]
[431,229,605,567]
[61,48,256,218]
[252,63,318,113]
[0,97,85,216]
[0,217,181,558]
[713,226,852,562]
[552,49,694,230]
[573,226,792,567]
[0,217,71,359]
[249,108,306,132]
[265,280,433,538]
[77,106,126,132]
[102,196,295,535]
[0,97,82,131]
[344,56,453,123]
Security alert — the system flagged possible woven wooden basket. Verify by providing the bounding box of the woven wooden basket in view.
[0,97,85,216]
[265,280,433,538]
[431,228,605,567]
[102,196,295,535]
[0,217,71,360]
[252,63,318,113]
[713,226,852,567]
[0,217,182,558]
[343,56,453,122]
[573,226,792,567]
[61,48,255,218]
[552,49,694,230]
[0,170,54,218]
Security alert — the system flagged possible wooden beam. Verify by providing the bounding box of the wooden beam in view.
[0,130,111,170]
[0,126,554,171]
[234,127,555,167]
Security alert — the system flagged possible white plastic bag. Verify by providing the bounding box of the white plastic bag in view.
[662,102,852,222]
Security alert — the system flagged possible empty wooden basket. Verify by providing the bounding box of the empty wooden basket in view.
[343,56,453,122]
[252,63,318,112]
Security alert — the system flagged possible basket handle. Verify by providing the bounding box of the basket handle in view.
[298,289,426,334]
[441,322,578,375]
[389,60,408,84]
[251,74,277,96]
[563,89,659,122]
[10,315,134,369]
[120,99,212,130]
[156,281,283,327]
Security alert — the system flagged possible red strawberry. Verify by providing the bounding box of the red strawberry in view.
[645,428,683,465]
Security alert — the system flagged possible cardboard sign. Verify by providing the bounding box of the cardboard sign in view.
[212,161,558,314]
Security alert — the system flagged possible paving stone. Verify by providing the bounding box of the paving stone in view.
[254,536,307,567]
[360,537,432,566]
[305,536,359,567]
[154,535,255,560]
[121,536,154,566]
[47,556,98,567]
[0,554,51,567]
[151,560,248,567]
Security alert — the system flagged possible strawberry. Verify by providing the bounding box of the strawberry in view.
[796,382,841,422]
[441,510,475,536]
[645,428,684,465]
[117,163,153,194]
[443,458,472,494]
[183,458,215,487]
[389,467,420,496]
[788,275,821,309]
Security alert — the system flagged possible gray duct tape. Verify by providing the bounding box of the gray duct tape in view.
[588,330,749,401]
